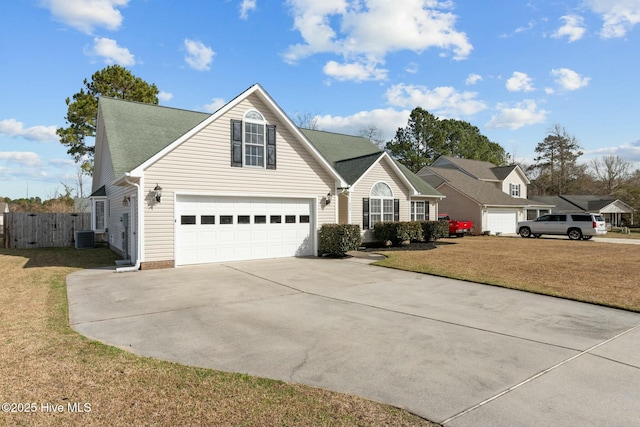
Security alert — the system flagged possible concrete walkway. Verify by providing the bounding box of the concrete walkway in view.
[67,257,640,426]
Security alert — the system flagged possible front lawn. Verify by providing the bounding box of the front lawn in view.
[0,247,435,427]
[373,236,640,312]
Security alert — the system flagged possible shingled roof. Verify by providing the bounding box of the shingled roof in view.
[97,97,441,197]
[423,166,527,206]
[301,128,442,196]
[98,97,210,178]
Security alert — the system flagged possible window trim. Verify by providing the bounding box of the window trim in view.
[91,197,107,233]
[369,182,394,228]
[510,183,521,197]
[243,110,266,168]
[411,201,426,221]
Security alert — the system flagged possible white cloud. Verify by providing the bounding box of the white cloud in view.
[204,98,226,113]
[385,83,487,117]
[323,59,388,82]
[465,73,483,85]
[551,68,590,91]
[316,108,411,141]
[0,119,57,142]
[486,100,548,130]
[0,151,43,167]
[184,39,215,71]
[506,71,535,92]
[552,14,586,42]
[405,62,419,74]
[283,0,472,80]
[41,0,129,34]
[585,140,640,162]
[240,0,257,19]
[87,37,135,65]
[158,91,173,102]
[586,0,640,38]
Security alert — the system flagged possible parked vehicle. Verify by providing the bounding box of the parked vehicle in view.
[517,213,607,240]
[438,214,473,237]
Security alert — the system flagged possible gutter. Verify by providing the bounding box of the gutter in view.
[116,173,141,273]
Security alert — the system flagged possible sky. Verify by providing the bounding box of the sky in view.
[1,0,640,200]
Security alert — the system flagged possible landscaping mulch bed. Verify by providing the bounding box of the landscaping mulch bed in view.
[360,240,446,252]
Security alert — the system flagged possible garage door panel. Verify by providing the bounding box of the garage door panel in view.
[487,209,518,234]
[176,196,314,265]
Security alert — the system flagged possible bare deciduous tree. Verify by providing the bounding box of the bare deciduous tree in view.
[590,155,632,194]
[358,123,385,149]
[292,112,320,130]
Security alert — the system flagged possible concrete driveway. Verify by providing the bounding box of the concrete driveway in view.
[67,257,640,426]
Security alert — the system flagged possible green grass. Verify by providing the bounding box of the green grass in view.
[0,247,436,427]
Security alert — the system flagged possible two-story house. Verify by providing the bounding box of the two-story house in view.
[418,156,553,235]
[90,83,443,270]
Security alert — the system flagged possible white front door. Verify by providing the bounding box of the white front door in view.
[176,195,315,265]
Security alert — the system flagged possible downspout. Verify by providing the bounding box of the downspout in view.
[116,174,141,273]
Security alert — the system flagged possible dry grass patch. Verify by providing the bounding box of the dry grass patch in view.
[0,248,436,427]
[374,236,640,312]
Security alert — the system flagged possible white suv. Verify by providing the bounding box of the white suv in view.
[517,213,607,240]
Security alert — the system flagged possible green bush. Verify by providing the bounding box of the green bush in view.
[373,221,423,245]
[318,224,362,257]
[421,220,449,241]
[372,221,394,243]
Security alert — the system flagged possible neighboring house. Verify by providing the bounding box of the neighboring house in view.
[530,195,635,227]
[418,156,553,234]
[90,83,443,269]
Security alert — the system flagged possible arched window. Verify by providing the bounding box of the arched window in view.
[243,110,266,167]
[369,182,394,226]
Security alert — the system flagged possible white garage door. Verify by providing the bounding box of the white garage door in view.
[176,195,315,265]
[486,209,518,235]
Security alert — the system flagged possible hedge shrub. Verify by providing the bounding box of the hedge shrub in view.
[372,220,449,244]
[421,220,449,241]
[318,224,362,256]
[373,221,423,244]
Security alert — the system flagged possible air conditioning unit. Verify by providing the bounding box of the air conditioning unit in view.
[75,230,95,249]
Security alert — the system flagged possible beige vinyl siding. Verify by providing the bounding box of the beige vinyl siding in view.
[143,94,336,262]
[349,159,412,241]
[92,112,112,193]
[410,197,438,221]
[93,115,135,255]
[338,192,349,224]
[500,170,528,199]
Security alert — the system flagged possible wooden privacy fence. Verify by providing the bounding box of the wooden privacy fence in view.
[3,212,91,249]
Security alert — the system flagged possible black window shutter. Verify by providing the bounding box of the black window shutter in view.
[394,199,400,222]
[362,198,370,230]
[266,124,276,169]
[231,119,242,167]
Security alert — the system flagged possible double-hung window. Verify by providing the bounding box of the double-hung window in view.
[510,183,521,197]
[369,182,394,227]
[92,198,107,233]
[230,111,276,169]
[244,110,265,167]
[411,201,426,221]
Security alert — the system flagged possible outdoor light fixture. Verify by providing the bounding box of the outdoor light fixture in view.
[325,192,332,206]
[154,184,163,203]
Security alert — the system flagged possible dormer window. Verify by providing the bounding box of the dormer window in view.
[510,183,521,197]
[230,111,276,169]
